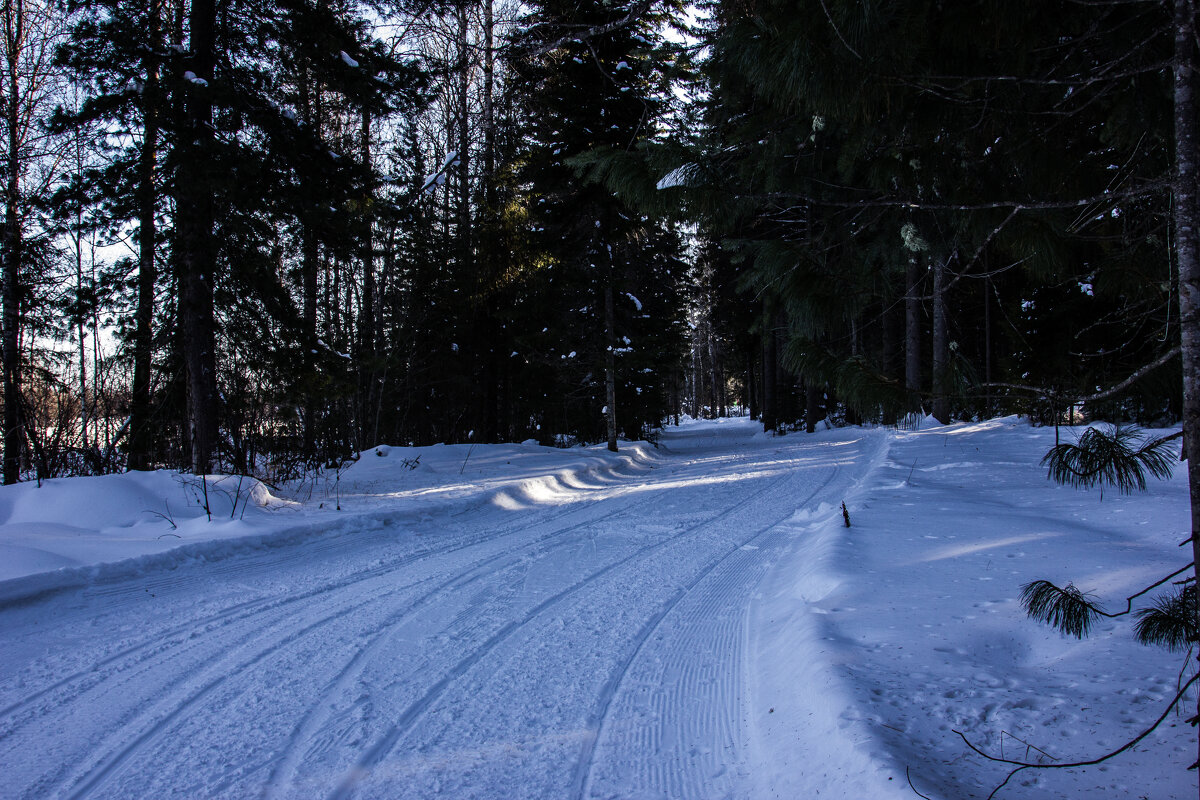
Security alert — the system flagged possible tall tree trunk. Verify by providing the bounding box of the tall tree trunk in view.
[128,0,160,471]
[76,194,87,457]
[762,303,778,432]
[605,284,617,452]
[359,106,377,449]
[175,0,218,474]
[805,383,820,433]
[456,6,470,255]
[298,64,320,464]
[747,343,758,420]
[881,296,900,383]
[905,252,922,405]
[983,273,992,417]
[482,0,494,190]
[931,254,949,423]
[2,4,24,485]
[705,333,715,419]
[480,0,501,442]
[1171,0,1200,790]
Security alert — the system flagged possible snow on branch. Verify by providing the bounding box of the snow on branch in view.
[656,163,699,190]
[421,151,461,195]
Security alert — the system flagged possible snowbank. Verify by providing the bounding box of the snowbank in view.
[0,438,659,606]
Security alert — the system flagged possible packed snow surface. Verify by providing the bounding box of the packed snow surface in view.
[0,416,1191,799]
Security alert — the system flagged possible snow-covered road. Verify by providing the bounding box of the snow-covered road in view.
[0,420,885,800]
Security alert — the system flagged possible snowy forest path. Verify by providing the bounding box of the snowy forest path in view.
[0,419,884,800]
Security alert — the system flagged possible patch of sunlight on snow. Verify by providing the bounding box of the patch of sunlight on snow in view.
[1080,564,1180,596]
[914,532,1063,564]
[620,466,792,494]
[490,491,529,511]
[925,418,1015,436]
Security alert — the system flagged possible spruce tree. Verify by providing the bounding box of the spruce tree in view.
[509,0,685,448]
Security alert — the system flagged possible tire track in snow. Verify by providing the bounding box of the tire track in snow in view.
[325,462,798,800]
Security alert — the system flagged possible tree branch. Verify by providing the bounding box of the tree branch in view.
[978,346,1181,404]
[953,670,1200,800]
[1078,346,1181,403]
[525,0,653,57]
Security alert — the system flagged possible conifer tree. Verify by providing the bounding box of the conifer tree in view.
[509,0,685,448]
[695,0,1176,427]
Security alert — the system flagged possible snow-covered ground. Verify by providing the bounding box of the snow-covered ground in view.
[0,416,1191,799]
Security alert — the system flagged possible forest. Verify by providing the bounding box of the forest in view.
[1,0,1197,486]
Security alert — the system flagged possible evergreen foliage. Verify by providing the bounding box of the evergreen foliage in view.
[1041,426,1176,494]
[1134,582,1197,652]
[686,0,1178,428]
[0,0,1193,479]
[1020,580,1103,639]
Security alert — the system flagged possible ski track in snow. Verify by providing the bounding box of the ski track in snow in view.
[6,460,672,799]
[3,417,1188,799]
[0,421,884,800]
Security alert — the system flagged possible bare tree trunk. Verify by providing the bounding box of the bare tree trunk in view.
[1170,0,1200,790]
[747,343,758,420]
[905,252,922,405]
[2,0,26,484]
[76,191,87,457]
[984,273,992,417]
[481,0,500,441]
[455,5,471,267]
[605,284,617,452]
[805,383,820,433]
[931,254,949,423]
[483,0,494,187]
[359,106,377,449]
[128,0,160,471]
[175,0,218,475]
[298,63,319,464]
[762,304,778,432]
[709,332,721,417]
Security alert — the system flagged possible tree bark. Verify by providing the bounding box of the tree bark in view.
[175,0,218,475]
[298,63,319,464]
[747,343,758,420]
[128,0,160,471]
[805,383,821,433]
[762,303,778,432]
[605,284,617,451]
[483,0,494,192]
[905,251,922,404]
[931,254,949,423]
[1170,0,1200,791]
[2,0,26,484]
[983,273,992,417]
[705,331,715,419]
[359,105,377,449]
